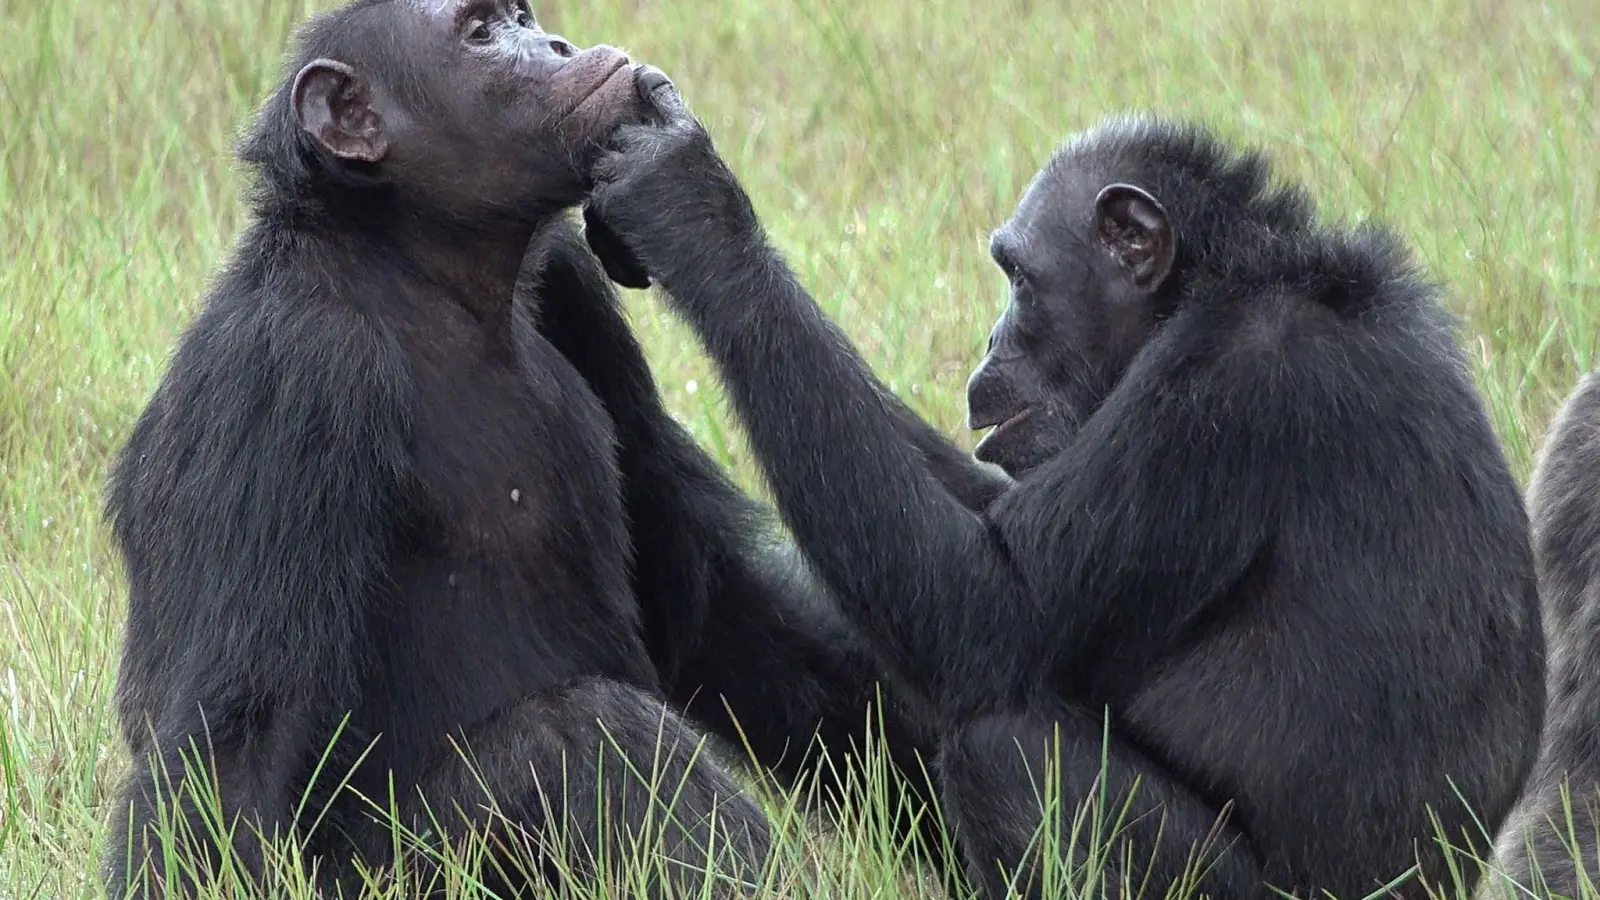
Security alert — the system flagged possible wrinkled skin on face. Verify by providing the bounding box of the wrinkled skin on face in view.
[965,162,1176,477]
[287,0,648,221]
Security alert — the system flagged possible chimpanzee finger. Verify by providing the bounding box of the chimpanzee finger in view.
[635,66,674,101]
[632,65,689,123]
[582,203,652,290]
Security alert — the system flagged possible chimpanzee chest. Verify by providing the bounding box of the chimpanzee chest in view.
[370,311,651,726]
[411,349,628,568]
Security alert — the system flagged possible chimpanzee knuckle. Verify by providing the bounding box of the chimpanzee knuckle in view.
[649,138,699,176]
[670,121,711,151]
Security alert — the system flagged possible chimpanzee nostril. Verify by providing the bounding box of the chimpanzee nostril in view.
[546,36,576,58]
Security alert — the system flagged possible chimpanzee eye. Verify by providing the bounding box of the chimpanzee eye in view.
[514,7,534,28]
[465,18,493,42]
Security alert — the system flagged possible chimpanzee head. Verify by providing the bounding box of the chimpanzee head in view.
[965,116,1312,477]
[242,0,649,223]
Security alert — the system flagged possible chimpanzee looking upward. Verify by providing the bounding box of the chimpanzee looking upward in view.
[584,87,1549,900]
[102,2,940,897]
[1489,370,1600,899]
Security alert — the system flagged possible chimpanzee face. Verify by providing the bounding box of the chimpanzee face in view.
[289,0,649,219]
[966,160,1176,478]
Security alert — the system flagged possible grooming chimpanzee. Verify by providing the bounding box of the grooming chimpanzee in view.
[1489,371,1600,898]
[584,82,1548,900]
[103,3,938,897]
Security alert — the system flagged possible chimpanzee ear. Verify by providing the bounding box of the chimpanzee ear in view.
[1093,183,1174,292]
[291,58,388,163]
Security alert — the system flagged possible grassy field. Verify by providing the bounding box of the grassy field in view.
[2,0,1597,895]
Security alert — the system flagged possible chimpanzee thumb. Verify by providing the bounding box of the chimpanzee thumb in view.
[634,65,687,125]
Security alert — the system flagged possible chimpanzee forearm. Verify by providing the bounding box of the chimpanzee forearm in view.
[572,210,1010,515]
[528,222,783,687]
[523,220,666,444]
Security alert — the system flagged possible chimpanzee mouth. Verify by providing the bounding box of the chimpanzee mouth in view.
[970,407,1027,452]
[971,407,1033,436]
[559,55,633,122]
[971,408,1035,468]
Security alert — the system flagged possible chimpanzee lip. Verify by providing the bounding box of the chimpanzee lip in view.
[560,53,632,120]
[973,409,1033,467]
[970,406,1033,433]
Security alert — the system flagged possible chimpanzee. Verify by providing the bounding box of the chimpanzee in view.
[1488,371,1600,898]
[583,82,1549,900]
[102,3,938,897]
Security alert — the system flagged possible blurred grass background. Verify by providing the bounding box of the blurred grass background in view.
[1,0,1595,895]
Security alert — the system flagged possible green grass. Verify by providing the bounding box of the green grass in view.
[1,0,1596,895]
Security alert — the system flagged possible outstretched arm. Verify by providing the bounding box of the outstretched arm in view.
[105,290,411,896]
[584,85,1296,720]
[584,109,1030,717]
[582,205,1013,515]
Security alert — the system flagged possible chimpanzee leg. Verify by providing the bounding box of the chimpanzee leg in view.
[390,678,772,899]
[671,547,952,870]
[939,707,1263,900]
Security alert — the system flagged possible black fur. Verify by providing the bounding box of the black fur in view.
[1490,370,1600,898]
[539,222,948,851]
[586,103,1548,900]
[103,3,934,896]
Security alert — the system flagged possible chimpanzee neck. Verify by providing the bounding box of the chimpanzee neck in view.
[262,188,547,319]
[373,214,536,318]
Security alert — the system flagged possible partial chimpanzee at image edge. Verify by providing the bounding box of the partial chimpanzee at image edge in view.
[583,78,1549,900]
[1488,370,1600,899]
[101,1,943,898]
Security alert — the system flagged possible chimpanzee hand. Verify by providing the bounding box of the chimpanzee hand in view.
[582,67,764,294]
[581,203,651,289]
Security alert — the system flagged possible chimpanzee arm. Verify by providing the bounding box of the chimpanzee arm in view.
[524,219,714,681]
[105,290,412,893]
[579,209,1011,515]
[586,104,1297,720]
[527,221,941,790]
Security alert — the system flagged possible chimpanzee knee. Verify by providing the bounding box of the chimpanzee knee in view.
[395,678,771,899]
[939,709,1263,900]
